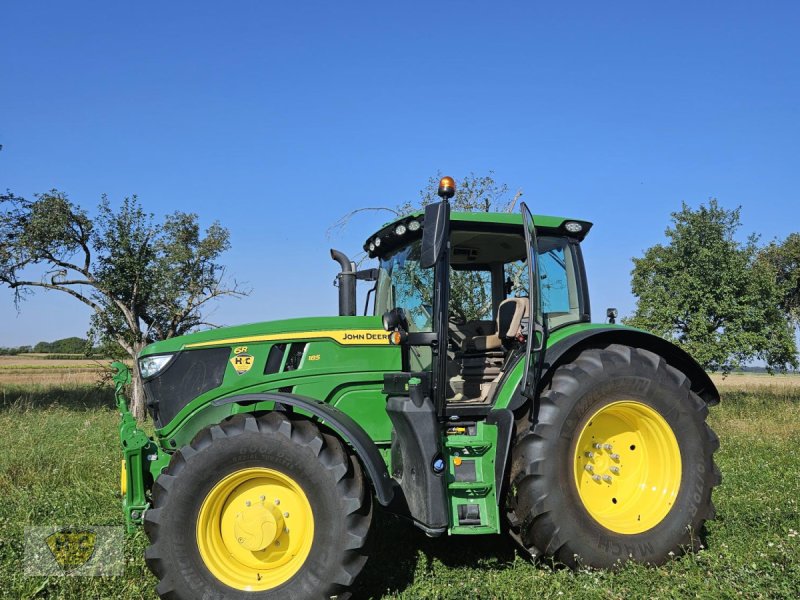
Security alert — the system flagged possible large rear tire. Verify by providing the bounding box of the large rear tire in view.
[144,412,372,599]
[509,344,720,567]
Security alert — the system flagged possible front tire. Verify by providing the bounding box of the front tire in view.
[509,344,720,567]
[144,412,372,599]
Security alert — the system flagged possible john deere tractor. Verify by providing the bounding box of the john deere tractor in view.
[116,177,720,599]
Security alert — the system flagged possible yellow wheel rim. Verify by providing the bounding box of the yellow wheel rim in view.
[196,467,314,591]
[573,400,682,534]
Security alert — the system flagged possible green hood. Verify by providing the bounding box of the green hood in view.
[139,315,386,357]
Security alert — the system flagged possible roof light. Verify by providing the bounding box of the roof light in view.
[395,223,407,236]
[437,176,456,200]
[374,237,381,247]
[408,220,420,231]
[369,242,375,252]
[564,221,583,233]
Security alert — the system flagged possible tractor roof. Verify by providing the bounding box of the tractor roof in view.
[364,210,592,259]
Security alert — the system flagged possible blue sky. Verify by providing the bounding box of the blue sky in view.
[1,1,799,347]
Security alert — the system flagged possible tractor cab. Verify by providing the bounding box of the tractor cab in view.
[363,180,592,415]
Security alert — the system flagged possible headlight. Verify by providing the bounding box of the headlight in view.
[139,354,174,379]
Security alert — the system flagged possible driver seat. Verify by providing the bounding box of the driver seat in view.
[449,297,529,402]
[463,297,528,353]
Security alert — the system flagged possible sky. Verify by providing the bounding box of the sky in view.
[1,1,799,347]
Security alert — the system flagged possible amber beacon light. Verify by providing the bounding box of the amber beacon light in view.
[437,176,456,200]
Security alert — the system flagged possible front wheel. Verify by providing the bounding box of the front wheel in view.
[144,412,372,599]
[509,344,720,567]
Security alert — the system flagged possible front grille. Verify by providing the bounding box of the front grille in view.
[143,347,229,427]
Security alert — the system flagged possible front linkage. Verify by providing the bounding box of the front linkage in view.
[113,362,169,532]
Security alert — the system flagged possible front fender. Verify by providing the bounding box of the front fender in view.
[542,327,720,405]
[211,392,397,506]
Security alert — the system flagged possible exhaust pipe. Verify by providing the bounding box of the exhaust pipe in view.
[330,249,356,316]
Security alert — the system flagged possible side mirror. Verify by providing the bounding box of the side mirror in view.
[382,307,408,332]
[606,307,618,324]
[420,201,450,269]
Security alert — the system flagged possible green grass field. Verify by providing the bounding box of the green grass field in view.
[1,379,799,599]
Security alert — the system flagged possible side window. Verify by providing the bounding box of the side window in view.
[505,237,582,330]
[539,246,570,314]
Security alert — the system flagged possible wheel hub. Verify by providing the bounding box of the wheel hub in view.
[573,400,682,534]
[233,501,285,551]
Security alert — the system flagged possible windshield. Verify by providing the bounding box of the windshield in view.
[374,239,434,332]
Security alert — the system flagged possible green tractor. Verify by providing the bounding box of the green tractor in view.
[116,177,720,599]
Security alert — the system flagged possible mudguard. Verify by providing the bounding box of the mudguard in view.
[211,392,397,506]
[542,327,720,405]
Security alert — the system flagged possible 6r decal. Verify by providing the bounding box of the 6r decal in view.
[230,346,254,375]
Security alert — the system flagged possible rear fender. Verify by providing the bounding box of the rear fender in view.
[211,393,397,506]
[542,328,720,405]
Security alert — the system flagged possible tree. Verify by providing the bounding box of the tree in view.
[760,232,800,330]
[0,190,247,418]
[33,336,89,354]
[627,200,797,373]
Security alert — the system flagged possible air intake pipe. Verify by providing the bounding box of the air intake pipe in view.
[330,249,356,316]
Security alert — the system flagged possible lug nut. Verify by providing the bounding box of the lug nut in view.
[585,465,594,473]
[259,495,265,501]
[592,474,601,482]
[610,453,620,461]
[603,443,613,451]
[245,500,251,507]
[593,443,602,449]
[274,499,280,506]
[602,475,613,483]
[585,451,594,458]
[610,466,620,474]
[283,512,289,518]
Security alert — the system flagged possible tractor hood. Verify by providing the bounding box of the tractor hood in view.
[138,315,390,357]
[137,315,399,432]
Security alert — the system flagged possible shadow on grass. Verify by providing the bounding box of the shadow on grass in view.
[353,508,522,599]
[0,384,116,412]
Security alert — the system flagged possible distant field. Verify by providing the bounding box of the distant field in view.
[0,356,118,386]
[710,372,800,390]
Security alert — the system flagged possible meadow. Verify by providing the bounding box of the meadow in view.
[0,358,798,599]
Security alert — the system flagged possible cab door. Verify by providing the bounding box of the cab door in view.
[520,202,545,397]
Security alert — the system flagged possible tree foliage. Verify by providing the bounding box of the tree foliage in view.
[627,200,797,373]
[0,190,247,417]
[33,337,89,354]
[760,232,800,329]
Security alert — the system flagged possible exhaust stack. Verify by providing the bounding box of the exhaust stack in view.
[330,249,356,316]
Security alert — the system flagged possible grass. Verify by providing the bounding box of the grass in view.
[0,371,799,598]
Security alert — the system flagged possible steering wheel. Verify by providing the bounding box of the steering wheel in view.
[448,305,467,326]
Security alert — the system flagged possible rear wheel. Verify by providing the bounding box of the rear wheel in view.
[509,344,720,567]
[144,412,372,599]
